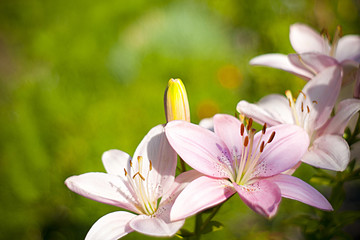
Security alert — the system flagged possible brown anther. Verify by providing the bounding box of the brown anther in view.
[307,106,310,113]
[149,160,152,171]
[299,90,306,99]
[268,131,276,143]
[336,25,343,38]
[321,28,330,41]
[312,100,318,104]
[260,141,265,153]
[240,123,245,136]
[262,123,267,134]
[244,136,249,147]
[133,172,145,181]
[130,160,132,167]
[124,168,128,176]
[301,102,304,112]
[247,118,253,131]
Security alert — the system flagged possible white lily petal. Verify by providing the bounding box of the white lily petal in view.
[302,135,350,171]
[297,65,342,130]
[102,149,132,176]
[289,53,338,75]
[250,53,313,79]
[85,211,135,240]
[237,94,294,126]
[130,214,184,237]
[336,35,360,62]
[65,173,141,214]
[290,23,330,54]
[133,124,177,199]
[318,98,360,136]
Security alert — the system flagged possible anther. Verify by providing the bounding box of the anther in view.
[244,136,249,147]
[312,100,318,104]
[240,123,245,136]
[260,141,265,152]
[301,102,304,112]
[124,168,127,176]
[268,131,276,143]
[149,160,152,171]
[239,114,245,123]
[130,160,132,167]
[321,28,330,41]
[247,118,253,131]
[133,172,145,181]
[307,106,310,113]
[262,123,267,134]
[299,90,306,99]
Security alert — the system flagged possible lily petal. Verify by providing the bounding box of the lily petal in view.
[302,134,350,171]
[253,124,309,178]
[234,179,281,218]
[85,211,135,240]
[170,176,235,221]
[165,121,232,178]
[250,53,313,79]
[318,98,360,136]
[268,174,333,210]
[237,94,294,126]
[160,170,203,206]
[288,53,338,75]
[130,214,184,237]
[355,69,360,98]
[341,60,359,85]
[213,114,244,153]
[65,173,140,214]
[133,124,177,199]
[297,65,342,130]
[289,23,330,54]
[336,35,360,62]
[102,149,132,176]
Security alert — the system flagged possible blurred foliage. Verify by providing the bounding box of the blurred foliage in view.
[0,0,359,239]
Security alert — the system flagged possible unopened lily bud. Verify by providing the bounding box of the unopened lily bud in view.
[164,78,190,122]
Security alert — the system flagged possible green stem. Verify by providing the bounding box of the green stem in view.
[347,112,360,145]
[199,203,223,233]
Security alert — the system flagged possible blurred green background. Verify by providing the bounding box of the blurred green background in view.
[0,0,359,239]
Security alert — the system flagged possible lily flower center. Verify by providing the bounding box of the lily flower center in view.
[285,90,318,132]
[329,25,342,57]
[124,156,157,216]
[232,119,276,186]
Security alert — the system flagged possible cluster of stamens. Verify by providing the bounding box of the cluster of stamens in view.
[285,90,317,129]
[233,118,276,186]
[124,156,157,215]
[323,25,342,57]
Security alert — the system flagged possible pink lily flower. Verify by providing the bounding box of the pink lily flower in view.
[165,114,332,219]
[237,65,360,171]
[250,23,360,84]
[65,125,201,239]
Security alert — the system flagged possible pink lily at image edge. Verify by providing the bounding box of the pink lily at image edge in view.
[237,65,360,171]
[165,114,333,221]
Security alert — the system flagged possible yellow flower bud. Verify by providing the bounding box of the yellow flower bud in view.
[164,78,190,122]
